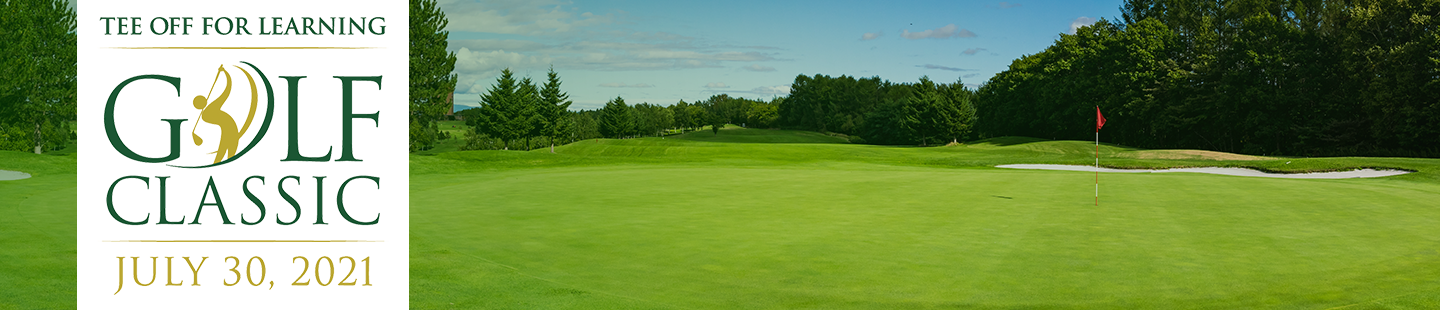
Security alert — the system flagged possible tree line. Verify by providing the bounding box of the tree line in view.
[0,0,76,154]
[779,74,976,145]
[455,67,787,151]
[592,93,781,139]
[976,0,1440,157]
[453,68,985,150]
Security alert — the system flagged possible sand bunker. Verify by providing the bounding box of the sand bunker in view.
[996,164,1410,179]
[0,170,31,181]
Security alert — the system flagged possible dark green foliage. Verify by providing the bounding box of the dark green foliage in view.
[747,98,781,129]
[570,110,602,141]
[409,0,458,152]
[979,0,1440,157]
[671,100,696,131]
[599,96,635,138]
[0,0,75,154]
[780,74,887,134]
[462,67,582,151]
[467,69,535,150]
[633,102,674,137]
[539,67,573,152]
[780,74,976,145]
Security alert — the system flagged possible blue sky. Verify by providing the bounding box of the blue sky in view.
[440,0,1125,110]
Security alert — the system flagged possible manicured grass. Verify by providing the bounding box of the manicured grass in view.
[0,151,76,309]
[410,128,1440,309]
[6,127,1440,309]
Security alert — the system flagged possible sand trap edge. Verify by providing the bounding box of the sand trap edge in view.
[0,170,32,181]
[995,164,1411,179]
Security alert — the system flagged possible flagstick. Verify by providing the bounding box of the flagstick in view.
[1095,131,1099,206]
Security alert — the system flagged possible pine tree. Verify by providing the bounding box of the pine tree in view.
[540,67,573,153]
[599,96,633,139]
[408,0,458,152]
[518,77,541,151]
[475,69,521,150]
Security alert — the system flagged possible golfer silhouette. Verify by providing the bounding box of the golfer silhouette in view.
[190,64,259,164]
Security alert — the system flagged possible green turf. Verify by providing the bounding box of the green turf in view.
[411,120,473,156]
[6,127,1440,309]
[408,127,1440,309]
[0,151,77,309]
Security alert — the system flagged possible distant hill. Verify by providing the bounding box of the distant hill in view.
[453,104,477,113]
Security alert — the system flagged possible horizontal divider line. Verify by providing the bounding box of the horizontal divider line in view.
[102,240,383,243]
[106,47,380,50]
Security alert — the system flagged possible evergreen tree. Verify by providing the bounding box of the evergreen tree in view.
[473,69,525,150]
[408,0,458,152]
[599,96,634,139]
[539,67,573,153]
[518,77,541,150]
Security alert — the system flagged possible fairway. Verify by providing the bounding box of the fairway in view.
[409,128,1440,309]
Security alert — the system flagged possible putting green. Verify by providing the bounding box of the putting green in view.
[409,129,1440,309]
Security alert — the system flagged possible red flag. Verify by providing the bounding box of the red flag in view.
[1096,106,1106,132]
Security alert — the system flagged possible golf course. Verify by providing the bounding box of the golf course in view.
[4,127,1440,308]
[407,127,1440,309]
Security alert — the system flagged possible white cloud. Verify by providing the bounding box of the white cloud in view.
[962,48,988,55]
[623,31,695,41]
[742,64,776,72]
[705,82,730,89]
[1069,16,1098,34]
[901,24,977,40]
[451,47,554,94]
[751,85,791,95]
[916,64,972,72]
[447,38,782,94]
[635,50,773,62]
[436,0,786,104]
[438,0,617,35]
[599,82,654,88]
[449,39,548,52]
[861,32,883,40]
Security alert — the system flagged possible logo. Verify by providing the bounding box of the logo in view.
[103,61,275,168]
[79,2,408,306]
